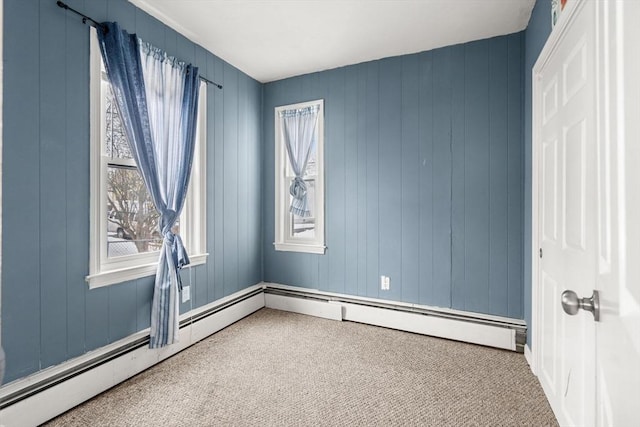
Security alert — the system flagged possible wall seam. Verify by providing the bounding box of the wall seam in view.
[449,51,454,309]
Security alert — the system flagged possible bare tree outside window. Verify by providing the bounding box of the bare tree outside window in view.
[103,82,162,255]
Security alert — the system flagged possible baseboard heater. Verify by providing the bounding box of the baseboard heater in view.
[263,285,527,353]
[1,282,526,425]
[0,286,264,414]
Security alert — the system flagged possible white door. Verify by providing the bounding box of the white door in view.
[595,1,640,425]
[535,1,597,426]
[535,1,640,426]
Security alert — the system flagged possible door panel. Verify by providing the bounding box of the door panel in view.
[537,1,596,426]
[562,39,587,105]
[540,271,559,390]
[563,119,586,251]
[542,138,558,242]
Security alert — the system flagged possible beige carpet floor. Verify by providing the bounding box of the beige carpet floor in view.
[45,308,557,426]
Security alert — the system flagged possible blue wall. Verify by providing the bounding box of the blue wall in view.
[1,0,547,386]
[2,0,262,383]
[262,33,525,319]
[524,0,552,346]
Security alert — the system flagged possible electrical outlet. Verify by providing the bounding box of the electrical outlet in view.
[182,286,191,303]
[380,275,390,290]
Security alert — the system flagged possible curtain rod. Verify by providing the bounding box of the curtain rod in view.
[199,75,223,90]
[57,1,223,90]
[56,1,108,33]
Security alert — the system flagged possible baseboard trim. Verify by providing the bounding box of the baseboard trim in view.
[264,293,342,320]
[0,282,528,426]
[342,302,515,350]
[0,285,265,427]
[263,283,526,352]
[524,344,534,372]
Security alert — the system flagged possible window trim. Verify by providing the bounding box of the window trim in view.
[87,28,208,288]
[273,99,325,254]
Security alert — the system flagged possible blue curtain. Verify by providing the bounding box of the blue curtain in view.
[279,105,320,217]
[98,22,200,348]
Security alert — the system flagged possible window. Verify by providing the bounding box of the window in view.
[274,100,325,254]
[87,28,207,288]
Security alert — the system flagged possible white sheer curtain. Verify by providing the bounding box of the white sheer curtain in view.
[279,105,320,217]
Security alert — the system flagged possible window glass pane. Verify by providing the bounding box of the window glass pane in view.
[291,179,316,238]
[305,145,317,177]
[107,165,161,257]
[103,81,133,161]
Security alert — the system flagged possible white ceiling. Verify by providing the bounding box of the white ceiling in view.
[129,0,536,83]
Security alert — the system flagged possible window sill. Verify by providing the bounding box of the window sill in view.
[86,253,209,289]
[274,242,326,255]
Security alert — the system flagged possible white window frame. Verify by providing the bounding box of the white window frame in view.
[87,28,207,288]
[274,99,325,254]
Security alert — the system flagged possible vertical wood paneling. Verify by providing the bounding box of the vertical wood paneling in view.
[238,74,249,288]
[432,48,452,308]
[193,264,208,310]
[223,64,239,295]
[262,79,280,284]
[107,0,135,31]
[464,40,490,314]
[176,34,194,65]
[204,54,216,304]
[263,33,525,321]
[108,281,138,341]
[64,0,89,360]
[250,80,263,284]
[85,287,110,351]
[344,66,359,297]
[327,69,346,294]
[508,33,524,319]
[315,71,330,292]
[39,0,69,369]
[2,0,42,381]
[2,0,263,383]
[212,55,225,302]
[136,276,154,331]
[307,73,322,289]
[489,37,509,317]
[83,0,107,23]
[401,55,420,303]
[135,7,164,49]
[178,268,191,315]
[419,51,434,305]
[356,67,368,297]
[365,62,380,298]
[261,78,277,283]
[378,58,403,302]
[451,44,467,311]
